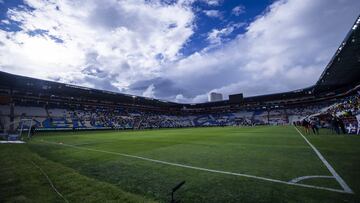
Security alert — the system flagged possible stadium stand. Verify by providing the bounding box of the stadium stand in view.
[0,15,359,136]
[0,93,358,134]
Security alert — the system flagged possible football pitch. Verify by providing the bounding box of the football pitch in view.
[1,126,359,202]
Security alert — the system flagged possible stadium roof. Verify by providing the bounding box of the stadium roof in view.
[0,71,179,108]
[314,15,360,93]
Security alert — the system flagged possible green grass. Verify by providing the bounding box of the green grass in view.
[0,144,155,203]
[1,126,359,202]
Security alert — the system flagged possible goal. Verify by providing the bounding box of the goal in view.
[3,119,35,141]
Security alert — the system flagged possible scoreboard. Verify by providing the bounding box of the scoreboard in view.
[229,93,243,104]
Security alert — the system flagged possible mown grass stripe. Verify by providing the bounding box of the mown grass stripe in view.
[294,127,354,194]
[40,140,352,194]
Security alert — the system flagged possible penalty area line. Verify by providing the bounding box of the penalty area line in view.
[294,127,354,194]
[40,140,352,194]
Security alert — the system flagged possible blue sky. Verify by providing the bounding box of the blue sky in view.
[0,0,359,103]
[0,0,271,59]
[179,0,272,56]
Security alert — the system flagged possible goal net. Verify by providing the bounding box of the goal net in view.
[2,119,35,141]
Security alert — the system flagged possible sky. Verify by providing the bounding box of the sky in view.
[0,0,359,103]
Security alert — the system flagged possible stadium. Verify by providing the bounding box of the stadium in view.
[0,1,360,203]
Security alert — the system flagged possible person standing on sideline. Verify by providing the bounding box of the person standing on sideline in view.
[356,114,360,135]
[310,119,319,135]
[338,118,346,134]
[302,119,310,134]
[30,125,36,137]
[331,116,340,134]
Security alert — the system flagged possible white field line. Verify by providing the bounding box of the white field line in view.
[0,141,26,144]
[294,127,354,194]
[289,175,333,183]
[40,140,352,194]
[29,160,69,203]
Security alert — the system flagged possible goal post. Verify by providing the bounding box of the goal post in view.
[4,118,35,140]
[19,118,34,139]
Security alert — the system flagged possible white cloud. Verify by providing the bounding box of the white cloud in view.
[161,0,360,102]
[142,84,156,98]
[200,0,222,6]
[1,19,10,24]
[203,10,222,18]
[207,23,245,45]
[0,0,195,90]
[232,5,245,16]
[0,0,359,104]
